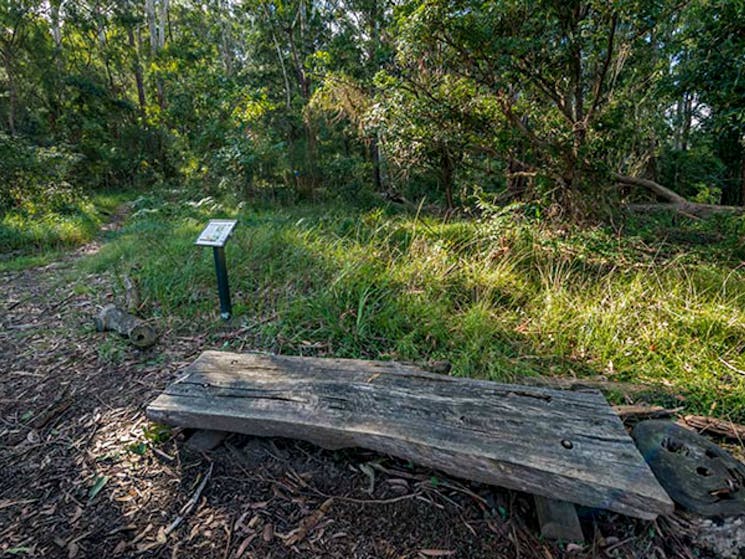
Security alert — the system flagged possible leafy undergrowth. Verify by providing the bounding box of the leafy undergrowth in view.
[80,192,745,421]
[0,191,129,270]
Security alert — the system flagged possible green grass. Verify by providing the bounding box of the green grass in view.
[79,192,745,421]
[0,191,129,270]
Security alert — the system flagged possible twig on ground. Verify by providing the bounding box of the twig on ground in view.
[613,404,684,422]
[718,357,745,376]
[222,513,233,559]
[38,292,76,318]
[150,446,175,462]
[679,415,745,446]
[165,463,214,536]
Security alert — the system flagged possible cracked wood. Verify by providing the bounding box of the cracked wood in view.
[146,351,673,519]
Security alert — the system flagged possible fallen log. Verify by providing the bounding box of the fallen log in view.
[123,274,141,314]
[614,174,745,217]
[95,304,157,348]
[624,202,744,218]
[614,173,688,205]
[147,351,673,520]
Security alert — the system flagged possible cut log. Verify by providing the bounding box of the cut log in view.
[633,420,745,516]
[534,496,584,542]
[147,351,673,520]
[95,304,157,348]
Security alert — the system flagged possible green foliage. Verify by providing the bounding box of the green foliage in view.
[0,134,81,213]
[1,0,741,213]
[143,423,171,444]
[0,190,126,263]
[658,143,726,203]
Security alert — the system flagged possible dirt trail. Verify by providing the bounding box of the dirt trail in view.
[0,210,715,558]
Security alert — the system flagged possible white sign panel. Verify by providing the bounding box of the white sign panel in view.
[195,219,238,247]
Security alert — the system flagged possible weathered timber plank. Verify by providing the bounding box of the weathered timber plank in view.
[146,351,673,520]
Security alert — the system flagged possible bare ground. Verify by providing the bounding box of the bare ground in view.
[0,214,727,559]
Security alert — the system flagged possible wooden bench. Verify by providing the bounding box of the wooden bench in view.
[146,351,673,521]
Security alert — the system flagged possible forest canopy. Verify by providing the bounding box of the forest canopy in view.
[1,0,743,217]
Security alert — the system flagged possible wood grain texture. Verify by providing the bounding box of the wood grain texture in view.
[146,351,673,520]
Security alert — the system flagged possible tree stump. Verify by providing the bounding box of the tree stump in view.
[95,304,157,348]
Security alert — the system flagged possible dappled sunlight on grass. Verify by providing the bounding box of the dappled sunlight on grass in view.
[78,195,745,420]
[0,191,132,267]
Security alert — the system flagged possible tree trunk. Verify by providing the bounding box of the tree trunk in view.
[47,1,64,131]
[718,126,745,206]
[50,1,62,50]
[681,93,693,152]
[4,54,16,136]
[506,157,527,196]
[303,119,320,195]
[370,136,382,191]
[440,147,455,209]
[158,0,169,50]
[146,0,158,53]
[129,27,147,115]
[367,0,384,191]
[740,140,745,206]
[218,0,233,74]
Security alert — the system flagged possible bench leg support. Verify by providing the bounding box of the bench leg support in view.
[534,496,584,542]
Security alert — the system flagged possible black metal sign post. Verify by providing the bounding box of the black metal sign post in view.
[212,246,232,319]
[195,219,238,320]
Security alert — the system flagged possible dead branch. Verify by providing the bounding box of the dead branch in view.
[678,415,745,442]
[613,404,684,422]
[615,174,745,217]
[614,173,688,204]
[165,463,214,535]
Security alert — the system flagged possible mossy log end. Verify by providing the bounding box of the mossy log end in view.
[95,304,157,348]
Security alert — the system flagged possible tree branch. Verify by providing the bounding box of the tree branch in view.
[614,173,689,204]
[616,174,745,216]
[585,12,617,125]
